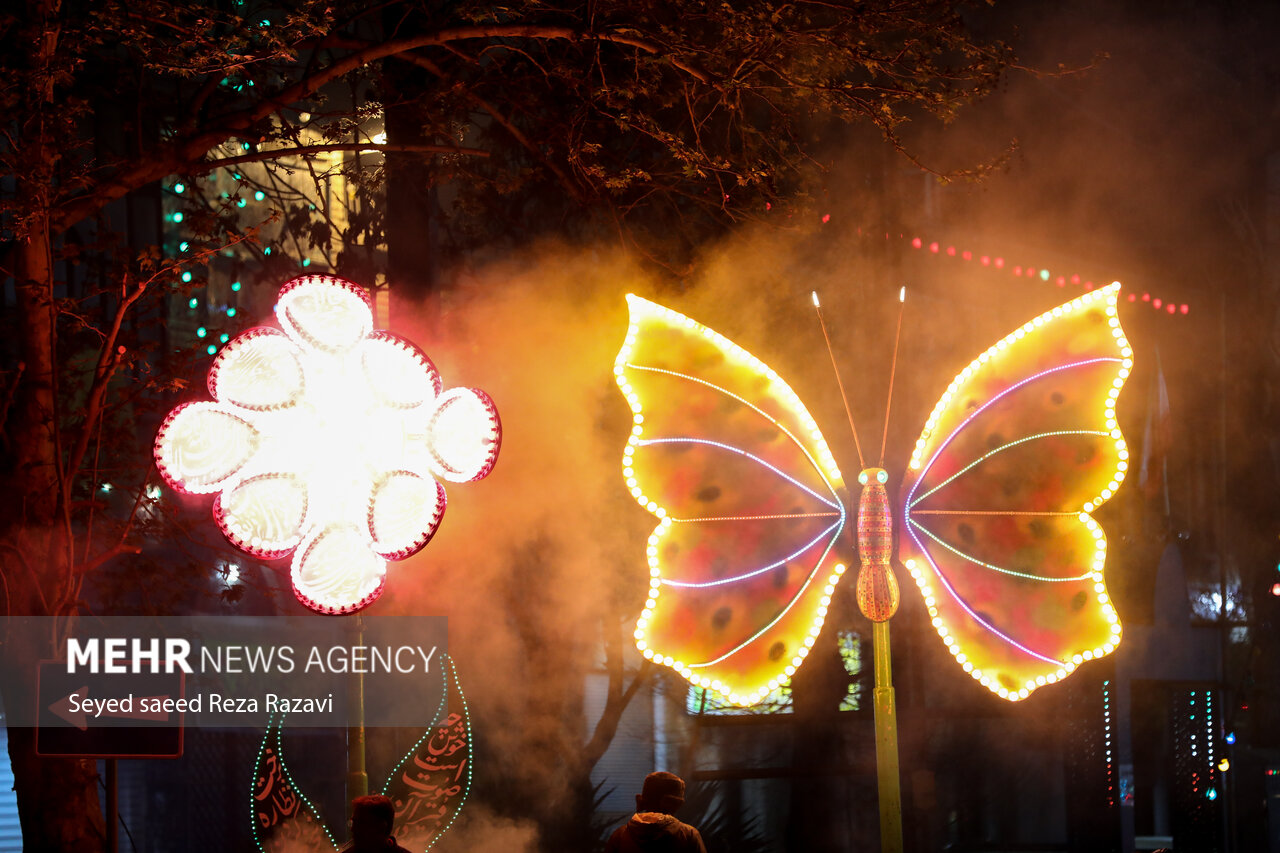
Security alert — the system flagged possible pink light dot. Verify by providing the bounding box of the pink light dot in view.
[1085,281,1095,290]
[765,202,771,211]
[821,213,830,223]
[912,237,922,249]
[980,255,990,265]
[1167,303,1176,314]
[994,258,1005,268]
[1153,298,1162,309]
[1142,293,1151,302]
[1181,304,1189,314]
[1128,293,1136,302]
[946,246,956,256]
[930,242,939,253]
[962,250,972,261]
[1056,276,1066,287]
[1013,266,1023,276]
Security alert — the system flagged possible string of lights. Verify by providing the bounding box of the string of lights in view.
[899,233,1191,317]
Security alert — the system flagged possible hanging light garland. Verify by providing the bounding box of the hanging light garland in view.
[898,232,1192,317]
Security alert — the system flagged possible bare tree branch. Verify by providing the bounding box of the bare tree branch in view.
[196,141,490,173]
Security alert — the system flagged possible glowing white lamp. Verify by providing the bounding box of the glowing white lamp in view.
[154,275,501,614]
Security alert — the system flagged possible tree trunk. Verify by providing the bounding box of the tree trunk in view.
[1,218,108,850]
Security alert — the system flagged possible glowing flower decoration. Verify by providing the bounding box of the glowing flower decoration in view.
[155,275,501,614]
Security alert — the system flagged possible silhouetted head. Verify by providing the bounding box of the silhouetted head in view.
[350,794,395,849]
[636,770,686,815]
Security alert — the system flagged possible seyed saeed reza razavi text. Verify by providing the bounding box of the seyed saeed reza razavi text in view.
[65,637,437,675]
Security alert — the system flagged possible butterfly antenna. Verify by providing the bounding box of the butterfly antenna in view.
[878,286,906,466]
[811,291,866,469]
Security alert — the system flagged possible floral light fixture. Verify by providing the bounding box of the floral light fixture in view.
[155,275,500,614]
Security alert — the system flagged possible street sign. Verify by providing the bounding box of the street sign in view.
[35,661,184,758]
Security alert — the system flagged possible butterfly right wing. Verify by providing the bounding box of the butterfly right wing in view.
[899,285,1132,701]
[616,295,850,706]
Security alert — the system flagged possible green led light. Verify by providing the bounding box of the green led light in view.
[242,142,251,151]
[301,258,311,267]
[260,18,270,26]
[227,308,237,318]
[179,241,190,252]
[171,211,184,223]
[254,190,265,201]
[231,281,242,292]
[173,182,185,194]
[264,247,271,255]
[181,271,193,283]
[206,344,217,356]
[237,198,247,208]
[196,327,207,338]
[188,298,198,309]
[1040,269,1051,282]
[219,333,230,343]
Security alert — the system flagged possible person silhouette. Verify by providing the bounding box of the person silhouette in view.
[604,771,708,853]
[341,794,413,853]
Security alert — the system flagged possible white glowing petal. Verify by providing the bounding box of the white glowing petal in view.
[154,403,259,494]
[214,473,308,558]
[360,331,442,409]
[275,275,373,353]
[425,388,501,482]
[209,328,304,411]
[291,523,385,614]
[368,472,446,559]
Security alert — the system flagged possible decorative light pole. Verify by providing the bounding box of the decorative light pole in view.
[155,273,499,808]
[154,274,501,614]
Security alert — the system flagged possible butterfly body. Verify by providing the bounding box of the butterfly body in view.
[855,468,900,623]
[616,285,1131,705]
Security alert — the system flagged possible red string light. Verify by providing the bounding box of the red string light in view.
[883,226,1193,317]
[805,212,1193,317]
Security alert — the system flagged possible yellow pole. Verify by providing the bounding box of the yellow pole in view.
[347,613,368,800]
[873,619,904,853]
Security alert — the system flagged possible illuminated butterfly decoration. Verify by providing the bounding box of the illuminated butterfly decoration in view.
[614,284,1132,705]
[250,654,472,852]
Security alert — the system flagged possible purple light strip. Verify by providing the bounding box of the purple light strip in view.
[907,357,1121,510]
[906,521,1062,665]
[626,362,841,502]
[662,518,845,588]
[638,437,840,509]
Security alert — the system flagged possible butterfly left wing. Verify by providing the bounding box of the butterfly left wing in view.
[900,284,1132,701]
[616,295,850,706]
[383,653,473,851]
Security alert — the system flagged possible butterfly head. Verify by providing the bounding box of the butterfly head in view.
[857,468,889,487]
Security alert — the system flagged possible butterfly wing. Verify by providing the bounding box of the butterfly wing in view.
[900,284,1132,701]
[383,654,473,851]
[616,295,850,706]
[251,716,340,853]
